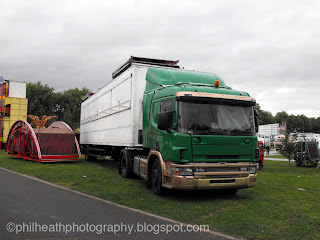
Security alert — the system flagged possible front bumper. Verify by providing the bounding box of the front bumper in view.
[165,162,258,190]
[171,174,257,190]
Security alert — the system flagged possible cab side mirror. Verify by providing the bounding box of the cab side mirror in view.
[254,107,259,133]
[254,116,259,133]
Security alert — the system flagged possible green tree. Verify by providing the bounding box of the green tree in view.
[301,115,311,132]
[279,132,296,174]
[54,87,89,130]
[313,117,320,133]
[27,82,89,130]
[26,82,55,117]
[256,104,275,125]
[275,111,289,125]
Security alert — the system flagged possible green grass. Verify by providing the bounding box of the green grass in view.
[1,150,320,240]
[265,154,287,159]
[265,150,320,159]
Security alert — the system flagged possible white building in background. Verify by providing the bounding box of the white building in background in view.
[257,123,280,147]
[258,123,279,141]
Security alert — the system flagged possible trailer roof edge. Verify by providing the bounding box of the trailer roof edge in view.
[112,56,179,79]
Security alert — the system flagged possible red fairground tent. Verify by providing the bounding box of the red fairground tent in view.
[5,120,80,162]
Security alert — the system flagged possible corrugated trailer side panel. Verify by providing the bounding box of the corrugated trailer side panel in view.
[80,67,135,146]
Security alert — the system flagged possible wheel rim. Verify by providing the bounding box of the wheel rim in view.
[121,156,127,177]
[152,163,159,192]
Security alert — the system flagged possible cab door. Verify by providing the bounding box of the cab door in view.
[149,98,175,160]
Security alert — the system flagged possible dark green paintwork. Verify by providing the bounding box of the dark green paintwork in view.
[145,68,226,90]
[192,135,257,163]
[142,67,258,163]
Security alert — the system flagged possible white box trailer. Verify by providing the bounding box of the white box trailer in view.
[80,57,179,148]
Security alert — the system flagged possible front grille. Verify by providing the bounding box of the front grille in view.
[205,167,239,172]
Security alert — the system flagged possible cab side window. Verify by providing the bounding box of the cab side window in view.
[160,99,175,130]
[160,99,174,112]
[151,101,160,126]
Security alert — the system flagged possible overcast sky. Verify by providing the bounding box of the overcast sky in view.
[1,0,319,118]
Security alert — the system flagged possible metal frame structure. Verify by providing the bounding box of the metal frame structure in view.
[5,120,80,162]
[27,115,58,128]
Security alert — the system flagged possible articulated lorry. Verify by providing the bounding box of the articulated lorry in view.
[80,57,259,195]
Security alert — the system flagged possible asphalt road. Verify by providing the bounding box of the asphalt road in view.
[0,168,236,240]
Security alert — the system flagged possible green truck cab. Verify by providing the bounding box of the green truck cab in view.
[140,68,258,195]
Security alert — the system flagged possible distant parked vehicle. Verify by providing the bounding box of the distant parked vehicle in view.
[274,138,284,151]
[294,141,319,167]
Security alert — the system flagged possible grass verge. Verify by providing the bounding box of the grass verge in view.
[264,154,287,159]
[0,150,319,240]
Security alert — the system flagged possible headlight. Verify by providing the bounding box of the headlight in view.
[172,167,193,176]
[240,167,257,174]
[179,168,193,176]
[248,166,257,174]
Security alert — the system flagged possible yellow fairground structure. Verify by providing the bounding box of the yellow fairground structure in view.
[0,78,28,147]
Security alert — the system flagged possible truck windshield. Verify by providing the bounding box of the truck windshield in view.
[178,101,254,136]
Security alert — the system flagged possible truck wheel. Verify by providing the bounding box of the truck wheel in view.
[120,151,132,178]
[151,158,164,196]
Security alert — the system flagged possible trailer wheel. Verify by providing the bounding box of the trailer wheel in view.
[85,147,97,161]
[151,158,164,196]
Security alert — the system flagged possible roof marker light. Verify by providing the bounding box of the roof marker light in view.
[214,80,220,87]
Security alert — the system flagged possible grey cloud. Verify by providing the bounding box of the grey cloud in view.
[0,0,319,117]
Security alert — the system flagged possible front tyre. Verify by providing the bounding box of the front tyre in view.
[151,158,164,196]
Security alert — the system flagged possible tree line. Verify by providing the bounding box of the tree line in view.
[26,82,89,131]
[257,105,320,133]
